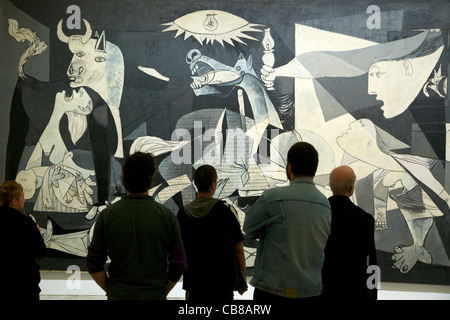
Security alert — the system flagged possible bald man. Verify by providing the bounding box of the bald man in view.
[321,165,377,300]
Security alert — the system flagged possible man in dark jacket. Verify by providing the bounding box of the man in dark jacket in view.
[321,165,377,300]
[177,165,247,301]
[0,180,46,301]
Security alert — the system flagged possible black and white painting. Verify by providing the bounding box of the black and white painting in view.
[1,0,449,285]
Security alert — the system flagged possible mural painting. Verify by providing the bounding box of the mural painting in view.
[1,0,449,285]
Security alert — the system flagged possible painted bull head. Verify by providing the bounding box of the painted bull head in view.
[57,18,125,158]
[57,19,108,89]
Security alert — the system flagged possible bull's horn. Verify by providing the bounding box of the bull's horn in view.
[57,19,69,43]
[81,19,92,44]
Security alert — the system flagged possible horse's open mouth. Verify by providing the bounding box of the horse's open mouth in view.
[190,61,215,89]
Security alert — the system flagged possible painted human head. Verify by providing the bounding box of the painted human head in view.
[55,87,93,115]
[16,170,38,200]
[337,119,406,170]
[368,36,444,118]
[337,119,380,163]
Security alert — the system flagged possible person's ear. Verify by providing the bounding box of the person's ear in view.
[286,163,292,181]
[349,184,355,197]
[10,197,20,210]
[211,180,217,194]
[403,60,413,76]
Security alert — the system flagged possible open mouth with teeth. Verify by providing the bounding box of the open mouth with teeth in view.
[190,62,243,94]
[190,61,215,89]
[63,90,75,102]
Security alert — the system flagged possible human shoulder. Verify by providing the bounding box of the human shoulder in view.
[102,195,174,216]
[216,200,240,221]
[2,207,41,236]
[1,206,28,223]
[0,205,17,215]
[177,205,187,217]
[293,179,330,207]
[355,205,375,224]
[332,196,374,222]
[146,197,177,219]
[343,198,373,219]
[259,185,284,199]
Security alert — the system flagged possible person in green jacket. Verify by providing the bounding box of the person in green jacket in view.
[86,152,187,300]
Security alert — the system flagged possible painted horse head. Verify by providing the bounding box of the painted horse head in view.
[186,49,256,96]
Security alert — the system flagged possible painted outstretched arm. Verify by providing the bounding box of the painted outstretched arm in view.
[261,57,315,86]
[260,52,366,87]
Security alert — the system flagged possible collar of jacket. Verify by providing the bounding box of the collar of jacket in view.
[291,176,315,185]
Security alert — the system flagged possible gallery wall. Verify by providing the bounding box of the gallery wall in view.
[1,0,449,286]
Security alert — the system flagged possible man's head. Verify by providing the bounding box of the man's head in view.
[0,180,25,211]
[121,152,157,194]
[286,142,319,180]
[194,165,218,195]
[329,165,356,197]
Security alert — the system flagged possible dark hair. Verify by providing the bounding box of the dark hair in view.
[194,165,218,192]
[121,152,157,194]
[0,180,23,206]
[287,142,319,177]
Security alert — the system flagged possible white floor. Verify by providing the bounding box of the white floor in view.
[38,271,450,300]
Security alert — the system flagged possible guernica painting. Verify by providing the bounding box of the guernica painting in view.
[1,0,449,285]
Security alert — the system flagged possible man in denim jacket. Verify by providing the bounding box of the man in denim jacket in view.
[244,142,331,301]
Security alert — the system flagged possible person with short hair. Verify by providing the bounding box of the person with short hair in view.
[86,152,187,300]
[0,180,46,301]
[244,142,331,301]
[177,164,247,301]
[321,165,377,300]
